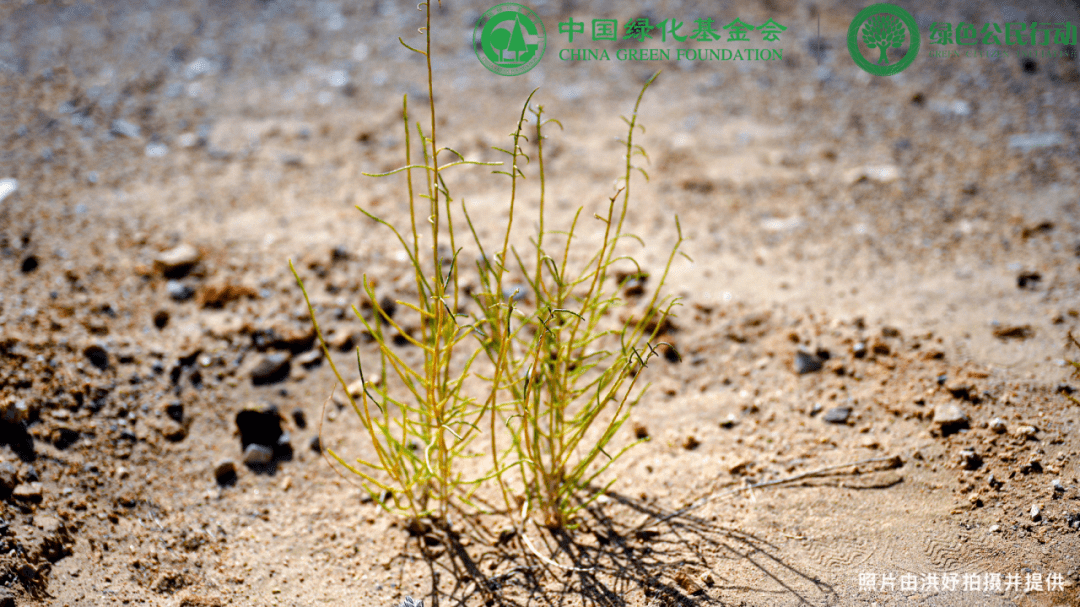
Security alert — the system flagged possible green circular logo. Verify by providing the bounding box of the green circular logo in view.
[474,3,546,76]
[847,3,920,76]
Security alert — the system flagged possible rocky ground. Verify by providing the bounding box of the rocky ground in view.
[2,0,1080,606]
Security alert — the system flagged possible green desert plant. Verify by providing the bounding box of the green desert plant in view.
[291,0,682,530]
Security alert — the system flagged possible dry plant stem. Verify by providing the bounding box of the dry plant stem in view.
[644,455,902,528]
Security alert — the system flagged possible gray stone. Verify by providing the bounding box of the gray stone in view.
[1052,479,1065,494]
[167,280,195,302]
[110,119,141,138]
[1008,132,1063,151]
[822,406,851,424]
[989,417,1007,434]
[250,353,291,385]
[794,350,823,374]
[1030,504,1042,522]
[243,443,274,466]
[933,404,969,435]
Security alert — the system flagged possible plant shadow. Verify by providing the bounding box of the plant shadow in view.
[416,493,835,607]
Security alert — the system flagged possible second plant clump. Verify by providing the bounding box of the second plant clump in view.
[292,3,684,532]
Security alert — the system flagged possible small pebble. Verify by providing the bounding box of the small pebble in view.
[110,119,141,138]
[1014,424,1037,439]
[823,406,851,424]
[1030,504,1041,522]
[1052,479,1064,494]
[989,417,1007,434]
[167,280,195,302]
[988,524,1000,533]
[214,459,237,486]
[932,404,969,435]
[243,443,274,466]
[794,350,823,374]
[719,414,737,428]
[166,401,184,423]
[83,344,110,370]
[309,436,322,453]
[958,448,982,470]
[250,353,291,385]
[12,482,43,503]
[154,243,200,277]
[292,408,307,429]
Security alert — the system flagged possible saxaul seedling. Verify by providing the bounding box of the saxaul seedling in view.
[292,0,684,532]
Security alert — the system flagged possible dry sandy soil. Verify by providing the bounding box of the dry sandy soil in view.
[2,1,1080,606]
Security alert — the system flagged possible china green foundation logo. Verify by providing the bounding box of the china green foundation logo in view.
[847,3,921,76]
[474,3,546,76]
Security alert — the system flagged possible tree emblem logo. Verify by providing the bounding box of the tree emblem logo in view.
[847,3,920,76]
[474,3,546,76]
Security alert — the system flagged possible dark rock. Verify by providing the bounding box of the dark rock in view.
[958,448,982,470]
[166,280,195,302]
[83,344,109,370]
[51,427,79,450]
[378,294,398,319]
[153,309,170,329]
[214,459,237,486]
[20,255,38,273]
[250,353,290,385]
[292,408,307,429]
[881,326,901,338]
[235,406,283,449]
[852,341,867,358]
[1017,271,1041,289]
[794,349,823,374]
[309,435,322,453]
[823,406,851,424]
[1020,459,1043,475]
[166,401,184,423]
